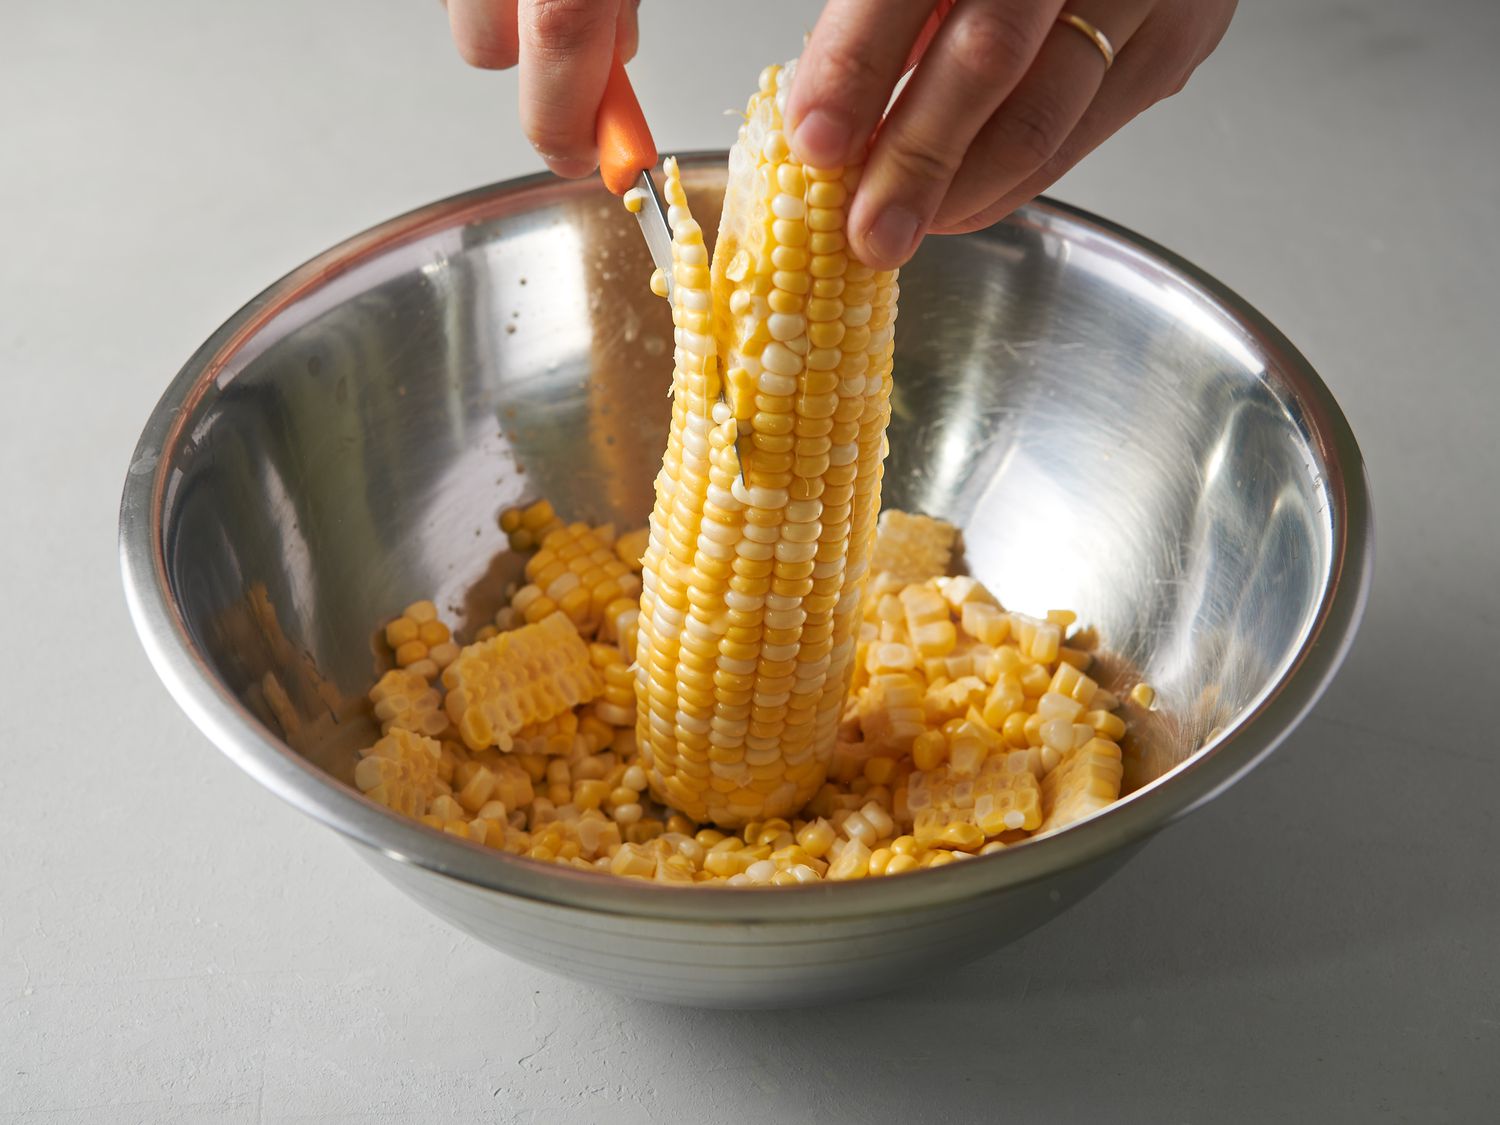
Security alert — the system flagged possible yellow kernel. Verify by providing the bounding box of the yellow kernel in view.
[418,620,450,647]
[885,854,920,875]
[404,600,438,624]
[795,818,835,859]
[938,821,984,851]
[385,618,419,647]
[912,729,948,771]
[393,640,427,666]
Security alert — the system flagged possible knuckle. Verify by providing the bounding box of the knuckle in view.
[997,91,1069,166]
[947,7,1033,80]
[527,0,611,57]
[886,133,962,186]
[810,44,886,105]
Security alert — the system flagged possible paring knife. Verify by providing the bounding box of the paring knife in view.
[593,53,747,483]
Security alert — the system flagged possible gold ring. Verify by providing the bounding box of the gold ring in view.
[1056,12,1116,70]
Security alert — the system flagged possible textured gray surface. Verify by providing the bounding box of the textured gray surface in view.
[2,0,1495,1120]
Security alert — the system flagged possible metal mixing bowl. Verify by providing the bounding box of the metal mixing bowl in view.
[120,153,1371,1007]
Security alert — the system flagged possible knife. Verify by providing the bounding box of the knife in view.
[594,52,746,483]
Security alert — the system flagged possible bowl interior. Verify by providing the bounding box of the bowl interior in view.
[149,159,1340,812]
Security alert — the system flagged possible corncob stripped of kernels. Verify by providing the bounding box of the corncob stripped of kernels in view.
[634,62,899,828]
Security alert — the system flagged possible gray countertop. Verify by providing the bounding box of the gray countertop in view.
[4,0,1496,1120]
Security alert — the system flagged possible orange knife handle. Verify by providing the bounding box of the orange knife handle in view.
[596,52,657,195]
[902,0,956,73]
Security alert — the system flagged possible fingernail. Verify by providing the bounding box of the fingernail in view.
[790,109,852,166]
[535,145,596,180]
[864,205,921,267]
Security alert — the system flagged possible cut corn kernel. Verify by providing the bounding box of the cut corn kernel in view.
[369,668,448,738]
[871,511,958,583]
[1038,738,1124,835]
[383,600,459,679]
[500,499,565,552]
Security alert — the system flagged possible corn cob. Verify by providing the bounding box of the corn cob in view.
[633,62,900,827]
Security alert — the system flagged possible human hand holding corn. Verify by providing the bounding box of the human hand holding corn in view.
[444,0,1236,269]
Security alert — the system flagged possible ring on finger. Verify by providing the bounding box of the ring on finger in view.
[1055,12,1116,69]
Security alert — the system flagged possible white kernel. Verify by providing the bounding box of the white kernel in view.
[761,342,803,378]
[768,313,807,341]
[806,347,840,371]
[758,370,797,396]
[748,486,789,509]
[774,539,819,563]
[771,193,806,221]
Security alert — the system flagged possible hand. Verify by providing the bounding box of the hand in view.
[786,0,1239,269]
[445,0,641,177]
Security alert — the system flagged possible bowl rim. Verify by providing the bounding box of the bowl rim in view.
[119,152,1373,923]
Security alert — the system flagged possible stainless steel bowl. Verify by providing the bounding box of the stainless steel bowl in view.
[120,153,1371,1008]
